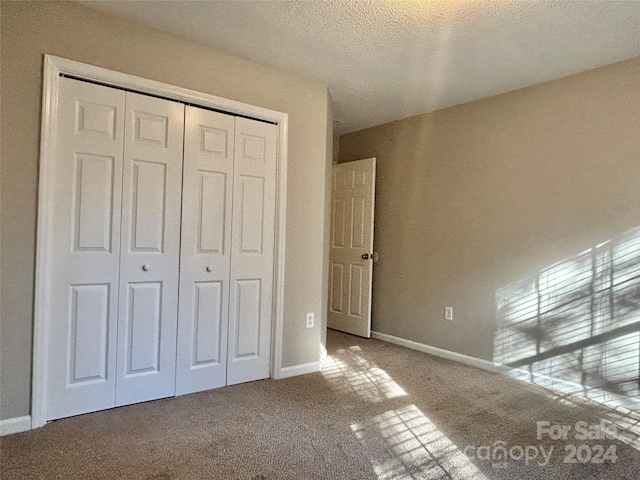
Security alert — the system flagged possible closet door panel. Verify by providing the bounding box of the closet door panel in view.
[125,282,162,374]
[233,279,261,357]
[176,107,234,395]
[227,118,277,386]
[115,92,184,406]
[47,78,125,420]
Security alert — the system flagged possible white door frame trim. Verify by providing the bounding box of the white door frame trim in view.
[32,54,289,429]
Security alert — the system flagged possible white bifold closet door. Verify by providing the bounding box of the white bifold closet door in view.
[46,77,185,420]
[176,107,234,395]
[226,117,277,385]
[176,107,277,394]
[46,76,276,421]
[47,78,125,420]
[115,91,184,406]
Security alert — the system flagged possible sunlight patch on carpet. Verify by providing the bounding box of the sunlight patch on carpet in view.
[351,405,488,480]
[321,347,407,402]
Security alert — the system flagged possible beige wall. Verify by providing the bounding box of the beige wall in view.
[339,58,640,361]
[0,1,330,420]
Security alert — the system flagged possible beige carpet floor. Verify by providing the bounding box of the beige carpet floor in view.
[1,329,639,479]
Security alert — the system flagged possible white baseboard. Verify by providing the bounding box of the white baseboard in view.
[371,331,507,374]
[0,415,32,436]
[276,361,320,379]
[371,331,640,412]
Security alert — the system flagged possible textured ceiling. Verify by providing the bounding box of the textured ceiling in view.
[81,0,640,134]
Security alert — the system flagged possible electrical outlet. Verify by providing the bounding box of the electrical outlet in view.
[306,312,314,329]
[444,306,453,321]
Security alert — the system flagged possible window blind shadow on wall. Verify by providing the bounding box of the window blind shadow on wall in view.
[494,226,640,406]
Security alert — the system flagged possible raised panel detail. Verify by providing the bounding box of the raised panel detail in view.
[125,282,162,376]
[192,282,223,366]
[349,265,363,318]
[241,133,266,163]
[134,112,168,147]
[330,263,344,314]
[238,175,265,254]
[355,171,367,186]
[234,280,261,358]
[73,154,115,253]
[131,160,166,252]
[201,126,228,157]
[351,197,365,248]
[334,172,348,189]
[68,284,110,385]
[76,101,116,138]
[332,199,346,248]
[198,172,226,254]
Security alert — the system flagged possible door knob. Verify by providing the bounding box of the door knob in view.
[206,266,212,272]
[361,253,369,260]
[142,264,150,272]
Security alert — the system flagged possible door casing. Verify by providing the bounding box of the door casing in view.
[32,55,290,429]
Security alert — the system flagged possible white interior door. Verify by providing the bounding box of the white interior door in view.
[327,158,376,338]
[226,117,277,385]
[46,78,125,420]
[176,106,234,395]
[115,92,184,406]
